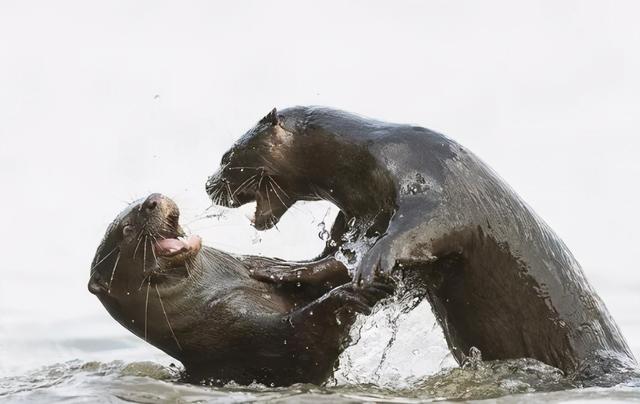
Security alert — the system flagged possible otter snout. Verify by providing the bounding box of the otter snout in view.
[206,173,244,208]
[140,193,179,219]
[142,193,162,212]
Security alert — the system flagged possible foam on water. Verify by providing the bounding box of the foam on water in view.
[3,357,638,403]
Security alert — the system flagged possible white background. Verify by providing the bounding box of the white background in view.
[0,0,638,377]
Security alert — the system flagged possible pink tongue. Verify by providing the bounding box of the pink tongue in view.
[155,238,187,256]
[154,235,202,257]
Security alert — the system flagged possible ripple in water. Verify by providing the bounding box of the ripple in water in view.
[3,357,639,403]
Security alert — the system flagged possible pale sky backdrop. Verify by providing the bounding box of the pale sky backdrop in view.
[0,0,639,376]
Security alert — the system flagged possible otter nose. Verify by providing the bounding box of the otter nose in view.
[142,193,163,213]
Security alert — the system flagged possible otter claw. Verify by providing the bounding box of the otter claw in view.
[333,273,395,315]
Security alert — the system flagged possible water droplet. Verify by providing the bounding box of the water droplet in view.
[296,282,301,287]
[131,319,135,324]
[251,231,262,245]
[283,339,287,345]
[309,311,314,316]
[126,291,130,296]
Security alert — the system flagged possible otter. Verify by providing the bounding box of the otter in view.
[88,193,393,386]
[205,106,637,384]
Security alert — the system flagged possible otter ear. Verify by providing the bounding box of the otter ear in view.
[260,107,280,126]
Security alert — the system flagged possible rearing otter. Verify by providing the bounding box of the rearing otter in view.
[88,193,393,386]
[206,106,637,384]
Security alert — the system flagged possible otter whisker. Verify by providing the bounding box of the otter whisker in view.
[134,228,146,251]
[89,246,119,278]
[216,191,225,207]
[268,180,288,208]
[231,174,258,198]
[213,192,222,206]
[209,188,222,205]
[265,183,273,215]
[257,169,265,191]
[214,185,224,201]
[268,176,290,199]
[144,277,151,341]
[155,284,182,351]
[240,177,259,197]
[225,182,234,205]
[224,186,232,206]
[184,213,226,226]
[137,271,150,291]
[133,229,146,259]
[268,177,312,214]
[317,188,341,209]
[148,233,161,269]
[264,185,280,231]
[107,252,121,293]
[142,235,148,274]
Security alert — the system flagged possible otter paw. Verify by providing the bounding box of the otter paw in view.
[332,274,396,315]
[354,244,395,285]
[250,266,307,284]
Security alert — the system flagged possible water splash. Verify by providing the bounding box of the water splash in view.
[334,289,455,388]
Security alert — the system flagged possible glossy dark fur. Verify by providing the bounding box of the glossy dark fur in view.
[88,193,391,386]
[206,106,637,383]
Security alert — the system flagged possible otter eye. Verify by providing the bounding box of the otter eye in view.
[122,225,134,237]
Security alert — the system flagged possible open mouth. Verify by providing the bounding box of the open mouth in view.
[154,235,202,258]
[207,174,294,231]
[252,189,291,230]
[146,198,203,261]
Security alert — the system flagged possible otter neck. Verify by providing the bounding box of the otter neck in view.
[121,248,250,357]
[294,138,397,231]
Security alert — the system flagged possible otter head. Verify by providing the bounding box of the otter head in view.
[88,194,201,346]
[206,108,320,230]
[207,107,398,233]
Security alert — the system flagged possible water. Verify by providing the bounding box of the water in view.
[2,340,639,403]
[2,1,640,401]
[1,270,638,402]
